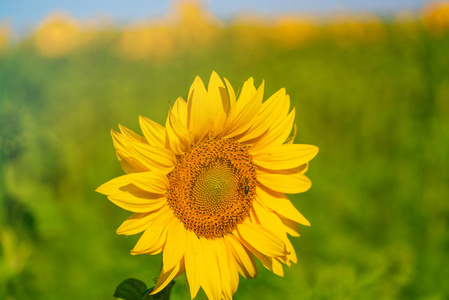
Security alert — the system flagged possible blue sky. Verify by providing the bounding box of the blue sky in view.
[1,0,426,33]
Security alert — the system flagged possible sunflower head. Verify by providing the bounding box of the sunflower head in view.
[97,71,318,300]
[166,136,257,239]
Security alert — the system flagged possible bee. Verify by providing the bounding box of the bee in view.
[243,177,250,195]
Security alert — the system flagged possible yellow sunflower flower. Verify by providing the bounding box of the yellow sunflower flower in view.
[96,72,318,299]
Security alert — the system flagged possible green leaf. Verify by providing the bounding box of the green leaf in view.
[114,278,148,300]
[141,281,176,300]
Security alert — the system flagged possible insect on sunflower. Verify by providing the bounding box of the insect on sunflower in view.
[96,71,318,300]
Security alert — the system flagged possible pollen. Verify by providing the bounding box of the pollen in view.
[166,136,257,239]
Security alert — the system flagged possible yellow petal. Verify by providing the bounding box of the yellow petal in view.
[236,219,287,258]
[119,124,148,144]
[172,97,188,127]
[165,108,193,155]
[213,239,233,300]
[236,234,285,277]
[252,108,295,150]
[256,185,310,226]
[96,171,168,196]
[163,218,187,271]
[175,257,186,277]
[116,207,168,235]
[223,79,264,138]
[187,76,212,143]
[112,129,175,174]
[257,168,312,194]
[285,237,297,264]
[116,213,151,235]
[127,140,176,173]
[286,123,297,144]
[104,183,166,200]
[111,129,149,173]
[139,115,165,147]
[211,72,231,114]
[207,71,229,136]
[228,255,239,295]
[252,144,319,170]
[107,193,166,213]
[298,162,309,174]
[279,216,301,237]
[271,258,285,277]
[223,234,257,279]
[237,78,257,107]
[199,239,222,300]
[252,201,287,240]
[185,231,202,299]
[151,258,183,295]
[223,77,255,130]
[252,201,298,265]
[223,78,236,109]
[114,152,147,174]
[239,88,289,143]
[278,93,291,122]
[223,78,252,129]
[131,210,173,255]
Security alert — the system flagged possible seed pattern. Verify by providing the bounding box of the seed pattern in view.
[166,136,257,239]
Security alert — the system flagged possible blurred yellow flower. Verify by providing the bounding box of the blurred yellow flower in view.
[393,9,420,40]
[0,22,10,54]
[327,13,385,46]
[34,13,81,58]
[421,1,449,36]
[229,14,271,56]
[97,72,318,299]
[360,13,386,43]
[271,15,320,48]
[118,22,176,61]
[79,17,114,46]
[117,1,221,61]
[328,13,363,45]
[169,0,222,50]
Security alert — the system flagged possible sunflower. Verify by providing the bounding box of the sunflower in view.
[96,72,318,299]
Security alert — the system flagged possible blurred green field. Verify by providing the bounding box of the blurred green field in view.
[1,16,449,300]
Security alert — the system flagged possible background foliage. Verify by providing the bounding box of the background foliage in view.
[1,1,449,299]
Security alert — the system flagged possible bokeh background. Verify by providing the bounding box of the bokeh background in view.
[1,0,449,299]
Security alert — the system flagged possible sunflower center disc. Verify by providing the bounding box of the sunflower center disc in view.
[166,136,256,239]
